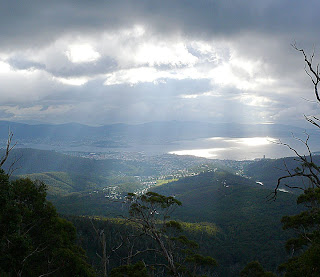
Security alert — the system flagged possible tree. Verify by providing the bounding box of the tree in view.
[278,188,320,276]
[116,191,217,276]
[91,218,109,277]
[272,45,320,276]
[240,261,276,277]
[110,261,149,277]
[0,170,95,276]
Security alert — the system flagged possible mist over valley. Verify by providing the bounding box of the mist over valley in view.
[0,120,318,160]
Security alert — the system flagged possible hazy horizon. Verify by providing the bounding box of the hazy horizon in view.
[2,119,317,161]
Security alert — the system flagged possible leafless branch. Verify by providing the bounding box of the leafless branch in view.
[22,243,47,264]
[305,114,320,129]
[0,130,16,168]
[269,131,320,200]
[122,248,162,261]
[7,153,22,177]
[90,218,108,277]
[292,43,320,103]
[38,267,61,277]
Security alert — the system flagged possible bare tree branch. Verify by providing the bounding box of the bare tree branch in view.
[0,130,16,168]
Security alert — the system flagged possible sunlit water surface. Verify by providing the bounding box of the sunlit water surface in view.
[169,136,320,160]
[20,135,320,161]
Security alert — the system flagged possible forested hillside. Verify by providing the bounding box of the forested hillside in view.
[15,171,141,196]
[243,155,320,192]
[38,167,301,276]
[0,147,309,276]
[2,148,158,176]
[152,170,301,275]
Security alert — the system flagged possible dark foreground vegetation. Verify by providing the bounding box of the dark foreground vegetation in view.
[0,154,313,276]
[0,169,95,276]
[2,154,320,276]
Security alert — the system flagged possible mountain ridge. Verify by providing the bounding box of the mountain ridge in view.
[0,120,316,143]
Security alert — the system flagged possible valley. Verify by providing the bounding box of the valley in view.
[1,120,319,160]
[0,120,315,276]
[1,145,306,276]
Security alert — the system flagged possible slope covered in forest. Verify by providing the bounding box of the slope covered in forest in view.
[243,155,320,192]
[3,147,305,275]
[47,168,302,276]
[151,170,302,275]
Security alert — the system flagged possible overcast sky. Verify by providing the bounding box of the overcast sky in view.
[1,0,320,126]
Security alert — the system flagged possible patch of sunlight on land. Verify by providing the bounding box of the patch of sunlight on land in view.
[169,148,227,159]
[155,178,179,186]
[181,222,218,236]
[92,217,218,236]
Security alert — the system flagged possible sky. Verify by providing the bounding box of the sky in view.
[1,0,320,126]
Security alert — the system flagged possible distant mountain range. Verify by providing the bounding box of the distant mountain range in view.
[0,120,316,147]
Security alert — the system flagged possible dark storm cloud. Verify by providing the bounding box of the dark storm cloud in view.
[0,0,319,50]
[0,0,319,126]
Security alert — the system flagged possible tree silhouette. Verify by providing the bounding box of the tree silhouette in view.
[0,171,95,276]
[274,45,320,276]
[115,191,217,276]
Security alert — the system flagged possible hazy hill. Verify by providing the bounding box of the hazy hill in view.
[4,148,223,197]
[243,155,320,192]
[0,120,316,146]
[2,148,158,176]
[50,169,302,275]
[150,170,301,275]
[151,169,300,224]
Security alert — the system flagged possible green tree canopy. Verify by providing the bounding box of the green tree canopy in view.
[123,191,217,276]
[0,169,95,276]
[278,188,320,276]
[240,261,277,277]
